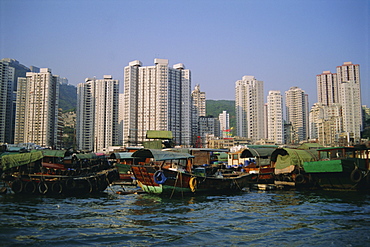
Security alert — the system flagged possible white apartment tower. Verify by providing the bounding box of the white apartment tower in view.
[219,110,230,138]
[317,70,339,105]
[192,84,206,117]
[267,90,284,144]
[235,76,264,141]
[123,59,192,147]
[14,68,60,148]
[0,59,30,144]
[76,75,119,152]
[285,87,309,143]
[336,62,362,142]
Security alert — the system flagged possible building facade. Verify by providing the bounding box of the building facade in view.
[235,76,265,142]
[14,68,61,148]
[123,59,192,147]
[337,62,362,143]
[285,86,309,143]
[267,90,284,144]
[317,70,339,106]
[310,62,362,146]
[76,75,119,152]
[0,59,30,144]
[219,110,230,138]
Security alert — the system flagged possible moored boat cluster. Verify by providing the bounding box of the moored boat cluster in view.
[0,148,119,195]
[1,143,369,197]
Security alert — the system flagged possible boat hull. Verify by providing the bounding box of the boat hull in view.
[131,165,251,195]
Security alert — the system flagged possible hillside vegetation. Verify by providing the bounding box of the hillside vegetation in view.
[206,100,236,133]
[59,84,77,112]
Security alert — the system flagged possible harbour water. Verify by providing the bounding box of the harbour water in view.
[1,185,370,246]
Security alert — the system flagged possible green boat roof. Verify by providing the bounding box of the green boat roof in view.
[317,146,369,151]
[240,148,276,158]
[41,150,66,157]
[146,130,173,139]
[132,149,194,161]
[1,151,43,170]
[110,152,134,159]
[74,153,100,160]
[271,148,319,169]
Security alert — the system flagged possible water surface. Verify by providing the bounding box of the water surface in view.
[1,186,369,246]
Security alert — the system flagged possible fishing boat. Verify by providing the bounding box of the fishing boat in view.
[302,145,370,190]
[0,150,119,195]
[271,146,319,188]
[130,149,251,196]
[228,146,277,184]
[109,152,136,185]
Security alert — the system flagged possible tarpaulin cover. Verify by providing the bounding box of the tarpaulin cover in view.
[41,150,66,157]
[272,148,319,174]
[132,149,194,161]
[1,151,43,170]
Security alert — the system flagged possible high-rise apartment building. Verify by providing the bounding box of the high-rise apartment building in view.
[0,58,30,144]
[267,90,283,144]
[317,70,339,106]
[76,75,119,152]
[337,62,362,142]
[192,84,206,117]
[285,87,309,143]
[14,68,60,148]
[235,76,264,142]
[123,59,192,147]
[311,62,362,145]
[191,84,206,144]
[219,110,230,138]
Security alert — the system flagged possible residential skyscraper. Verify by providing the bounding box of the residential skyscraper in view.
[219,110,230,138]
[123,59,192,147]
[14,68,60,148]
[285,87,309,143]
[0,58,30,144]
[76,75,119,152]
[235,76,264,141]
[317,70,339,106]
[267,90,284,144]
[192,84,206,117]
[336,62,362,142]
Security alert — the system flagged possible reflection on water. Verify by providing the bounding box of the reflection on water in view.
[1,186,370,246]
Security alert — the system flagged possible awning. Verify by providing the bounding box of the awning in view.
[132,149,194,161]
[240,148,276,158]
[1,151,43,170]
[110,152,134,159]
[41,150,66,157]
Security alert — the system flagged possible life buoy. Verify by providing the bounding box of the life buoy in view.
[65,178,76,190]
[24,181,37,194]
[52,182,63,194]
[189,177,197,192]
[295,174,305,184]
[153,170,167,184]
[85,179,93,193]
[107,170,118,184]
[11,179,23,193]
[38,181,48,194]
[350,169,362,183]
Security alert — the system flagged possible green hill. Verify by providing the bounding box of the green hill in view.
[59,84,77,112]
[206,100,236,133]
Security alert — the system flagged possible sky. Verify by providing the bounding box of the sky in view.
[1,0,369,107]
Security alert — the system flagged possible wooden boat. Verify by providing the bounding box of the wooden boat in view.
[130,149,251,196]
[271,147,319,188]
[302,145,370,190]
[228,146,277,184]
[109,152,137,185]
[0,150,119,195]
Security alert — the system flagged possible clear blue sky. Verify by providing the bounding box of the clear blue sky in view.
[1,0,369,107]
